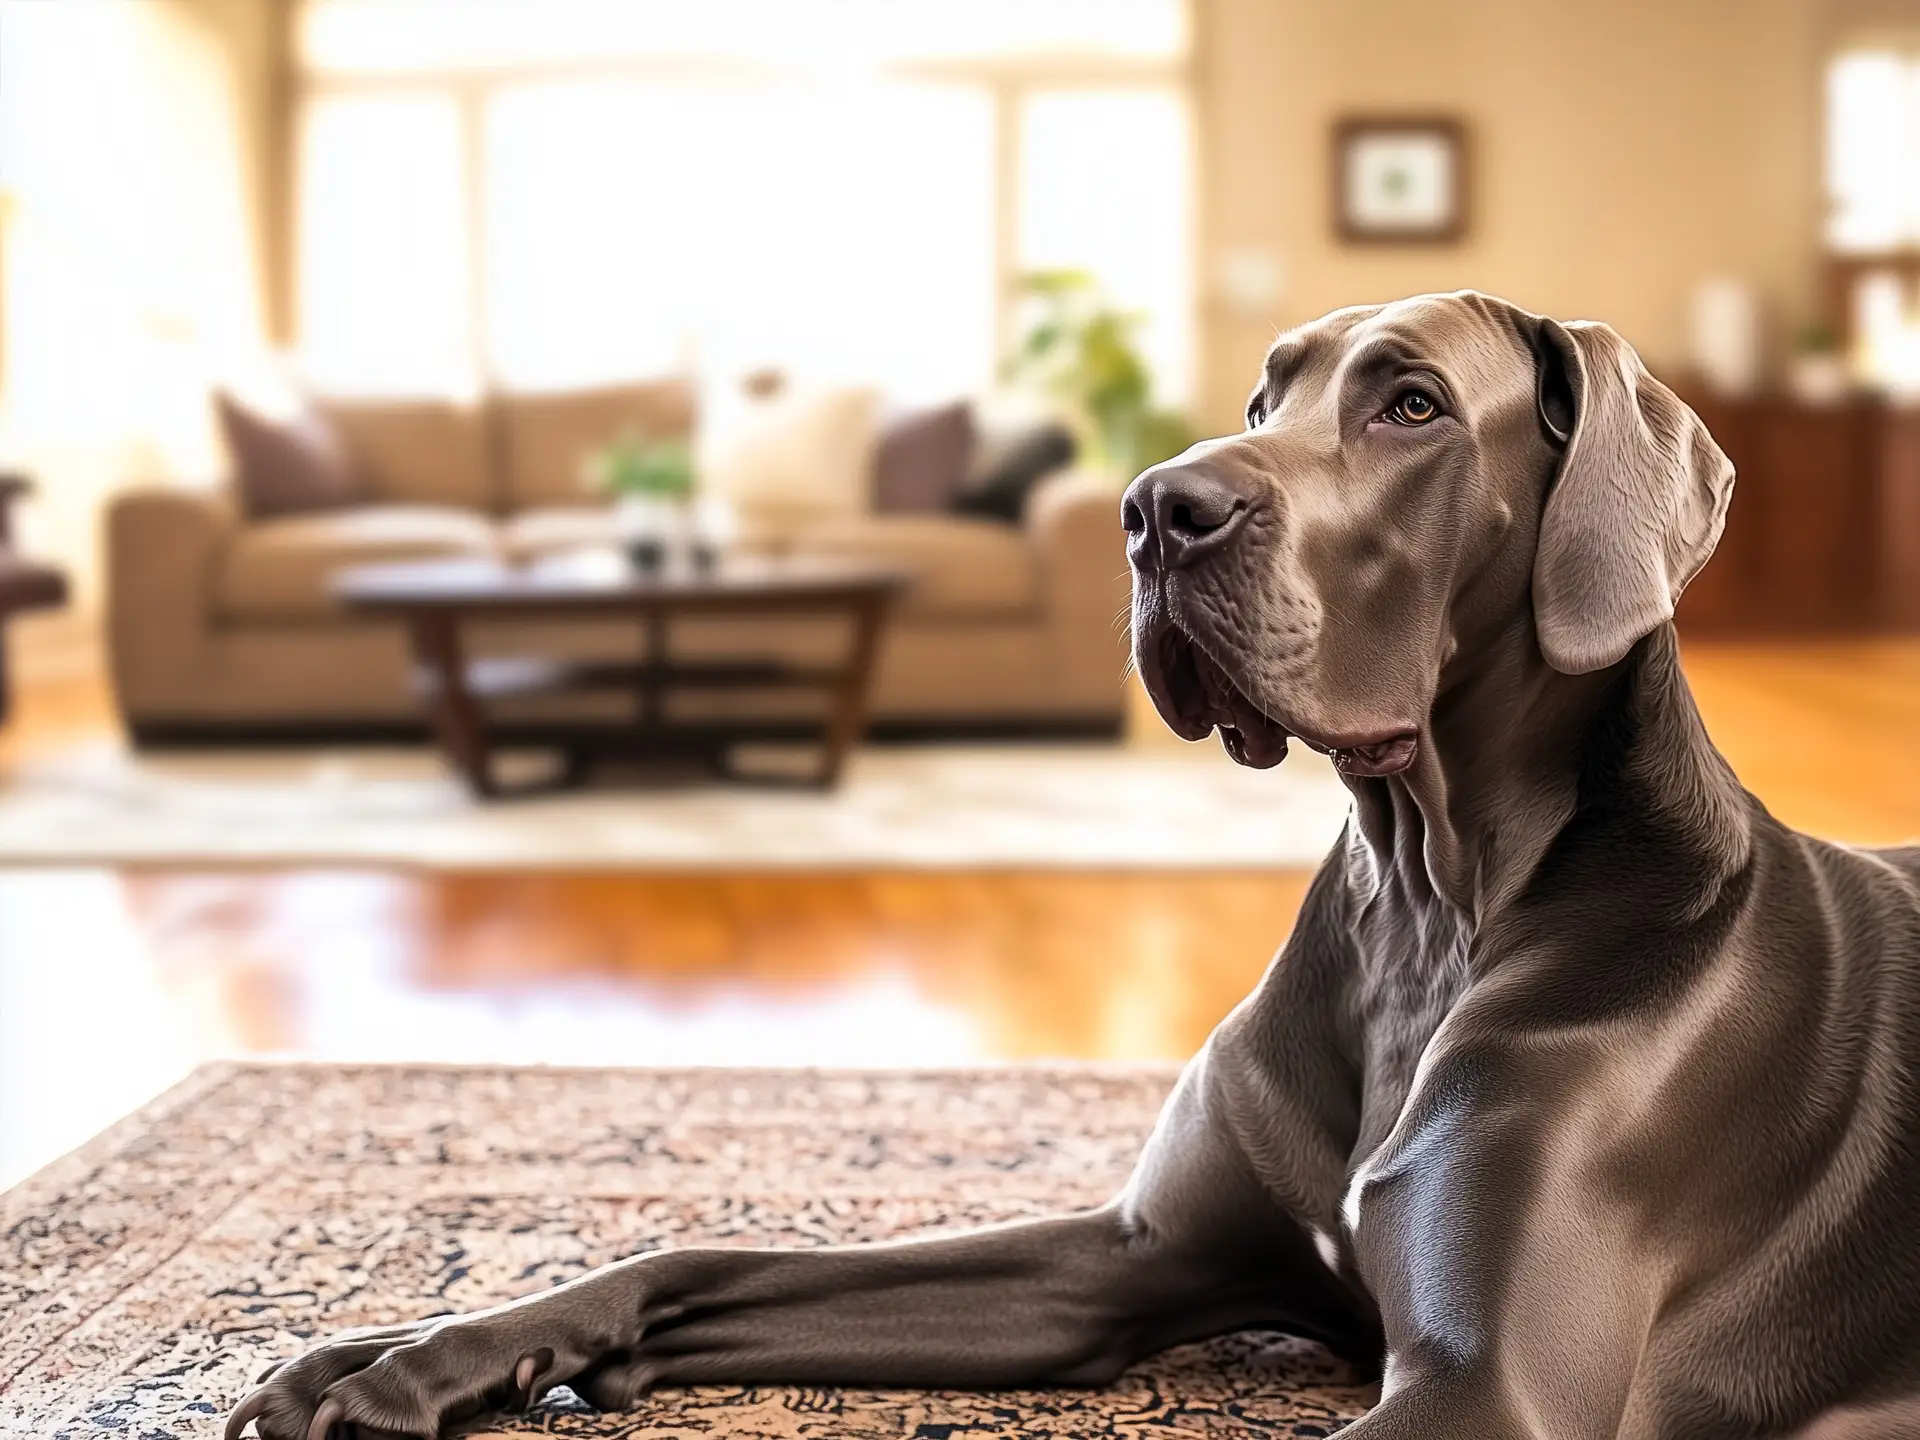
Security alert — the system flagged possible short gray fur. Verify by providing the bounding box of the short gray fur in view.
[225,292,1920,1440]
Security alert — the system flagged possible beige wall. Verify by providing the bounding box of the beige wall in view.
[1193,0,1831,432]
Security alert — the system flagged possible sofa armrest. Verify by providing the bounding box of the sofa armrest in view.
[1027,469,1126,604]
[1024,469,1131,714]
[106,485,237,715]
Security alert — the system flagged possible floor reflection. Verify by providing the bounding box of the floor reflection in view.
[0,867,1306,1187]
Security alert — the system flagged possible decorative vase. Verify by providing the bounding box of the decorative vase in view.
[616,495,689,573]
[688,494,738,573]
[1688,276,1762,399]
[1786,353,1851,407]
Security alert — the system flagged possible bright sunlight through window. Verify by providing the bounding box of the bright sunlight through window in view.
[1828,50,1920,252]
[294,0,1191,402]
[1827,47,1920,390]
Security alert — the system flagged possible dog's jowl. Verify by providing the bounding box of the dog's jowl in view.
[228,293,1920,1440]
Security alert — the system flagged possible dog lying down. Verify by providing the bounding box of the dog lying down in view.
[229,292,1920,1440]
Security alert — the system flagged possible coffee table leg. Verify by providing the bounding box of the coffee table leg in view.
[409,615,494,797]
[816,595,887,788]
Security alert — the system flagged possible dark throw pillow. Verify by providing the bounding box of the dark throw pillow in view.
[871,400,975,515]
[950,420,1078,523]
[217,390,366,521]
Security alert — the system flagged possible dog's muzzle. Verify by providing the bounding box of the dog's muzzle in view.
[1123,459,1418,779]
[1138,622,1420,776]
[1138,623,1293,769]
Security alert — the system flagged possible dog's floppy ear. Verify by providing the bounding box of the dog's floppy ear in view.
[1529,318,1734,675]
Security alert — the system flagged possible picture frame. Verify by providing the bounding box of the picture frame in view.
[1333,117,1469,244]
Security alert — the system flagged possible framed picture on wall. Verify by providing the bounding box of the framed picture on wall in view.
[1333,117,1469,244]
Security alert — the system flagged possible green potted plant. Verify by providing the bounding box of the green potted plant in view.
[1003,269,1195,479]
[582,429,698,571]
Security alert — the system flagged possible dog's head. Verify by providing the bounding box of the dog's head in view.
[1126,290,1734,775]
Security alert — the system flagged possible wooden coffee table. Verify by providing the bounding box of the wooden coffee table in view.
[335,551,908,796]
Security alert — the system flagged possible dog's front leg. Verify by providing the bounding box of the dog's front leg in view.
[225,1204,1288,1440]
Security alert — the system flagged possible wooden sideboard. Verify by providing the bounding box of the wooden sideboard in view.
[1672,390,1920,636]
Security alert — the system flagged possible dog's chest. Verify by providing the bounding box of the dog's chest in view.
[1347,894,1474,1160]
[1330,895,1478,1288]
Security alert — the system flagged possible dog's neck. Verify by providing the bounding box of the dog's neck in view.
[1346,623,1750,925]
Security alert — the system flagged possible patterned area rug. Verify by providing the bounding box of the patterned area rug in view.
[1,1064,1375,1438]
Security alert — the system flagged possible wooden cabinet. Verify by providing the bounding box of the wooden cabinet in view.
[1878,408,1920,630]
[1672,390,1920,635]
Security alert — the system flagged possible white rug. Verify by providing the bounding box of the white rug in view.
[0,740,1354,870]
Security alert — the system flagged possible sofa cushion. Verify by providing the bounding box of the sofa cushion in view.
[217,390,367,521]
[872,400,974,515]
[216,506,496,622]
[700,384,879,537]
[498,381,697,512]
[789,514,1039,620]
[318,399,493,511]
[953,419,1078,523]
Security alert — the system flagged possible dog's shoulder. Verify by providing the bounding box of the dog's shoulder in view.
[1857,839,1920,890]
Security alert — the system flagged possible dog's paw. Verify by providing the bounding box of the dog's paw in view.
[224,1317,554,1440]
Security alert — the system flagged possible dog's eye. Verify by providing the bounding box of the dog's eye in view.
[1383,389,1440,426]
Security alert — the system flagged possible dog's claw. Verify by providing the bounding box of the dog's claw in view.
[306,1396,345,1440]
[224,1389,268,1440]
[515,1346,559,1409]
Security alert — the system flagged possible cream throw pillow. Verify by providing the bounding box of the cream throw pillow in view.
[699,384,881,537]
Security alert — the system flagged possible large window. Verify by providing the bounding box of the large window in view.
[481,79,996,397]
[299,91,470,394]
[1020,89,1191,410]
[294,0,1191,402]
[1827,49,1920,253]
[1825,47,1920,390]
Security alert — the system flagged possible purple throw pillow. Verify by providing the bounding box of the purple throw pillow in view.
[217,391,366,521]
[871,401,975,515]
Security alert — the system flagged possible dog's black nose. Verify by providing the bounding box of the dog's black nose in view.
[1121,465,1249,571]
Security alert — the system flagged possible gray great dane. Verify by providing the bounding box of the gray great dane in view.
[227,292,1920,1440]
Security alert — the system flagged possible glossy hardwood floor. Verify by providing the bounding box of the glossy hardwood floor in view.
[1,641,1916,1188]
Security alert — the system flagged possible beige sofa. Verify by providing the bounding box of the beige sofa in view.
[106,383,1130,743]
